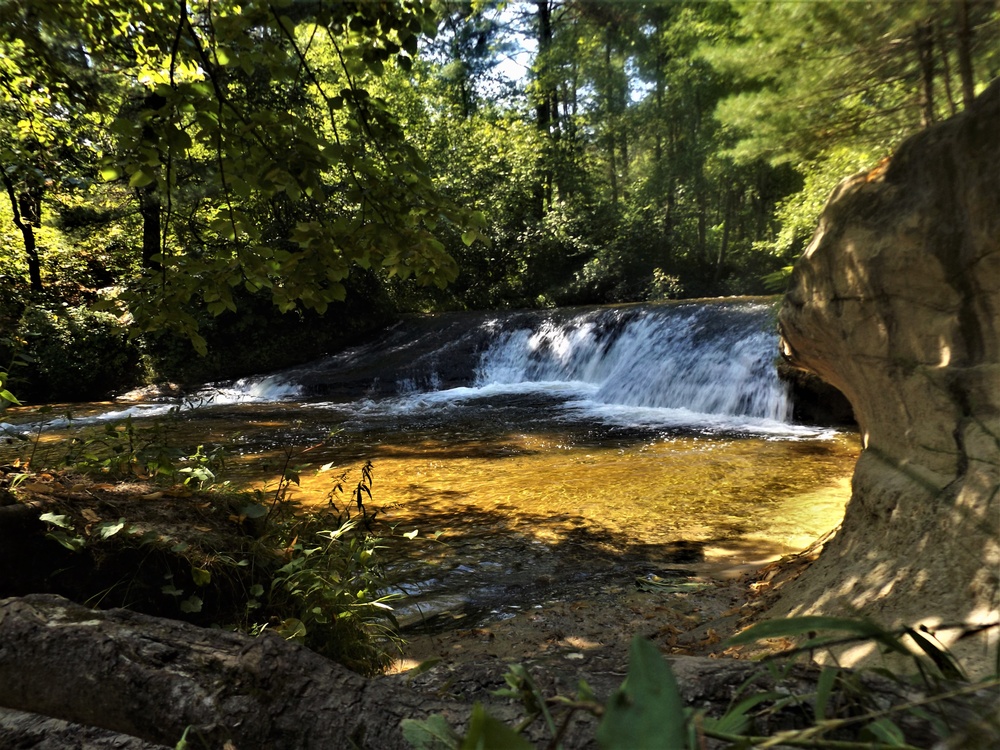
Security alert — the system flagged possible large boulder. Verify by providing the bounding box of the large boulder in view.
[775,80,1000,673]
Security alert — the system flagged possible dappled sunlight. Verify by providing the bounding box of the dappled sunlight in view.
[285,431,858,563]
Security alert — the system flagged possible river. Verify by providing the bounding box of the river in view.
[1,299,859,629]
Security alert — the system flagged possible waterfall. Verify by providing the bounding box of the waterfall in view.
[473,303,791,422]
[1,301,804,440]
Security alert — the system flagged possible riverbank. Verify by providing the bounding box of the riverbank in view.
[385,541,820,704]
[5,472,992,749]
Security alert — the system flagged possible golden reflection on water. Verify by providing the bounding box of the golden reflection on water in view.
[3,403,860,574]
[280,430,860,573]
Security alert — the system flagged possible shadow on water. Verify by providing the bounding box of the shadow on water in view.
[372,500,724,634]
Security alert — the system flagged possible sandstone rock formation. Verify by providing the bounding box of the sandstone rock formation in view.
[776,79,1000,673]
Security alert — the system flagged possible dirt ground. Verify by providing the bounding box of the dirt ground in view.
[383,548,819,710]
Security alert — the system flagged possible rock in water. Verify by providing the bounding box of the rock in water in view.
[776,80,999,674]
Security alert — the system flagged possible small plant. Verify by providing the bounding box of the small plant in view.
[177,443,227,490]
[62,415,226,487]
[320,458,379,528]
[0,369,20,414]
[24,427,401,676]
[249,456,402,674]
[404,618,1000,749]
[265,517,402,675]
[0,333,32,415]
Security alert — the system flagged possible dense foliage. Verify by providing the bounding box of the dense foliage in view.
[1,0,998,400]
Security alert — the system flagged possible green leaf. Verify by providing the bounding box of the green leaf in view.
[276,617,307,640]
[460,703,533,750]
[95,519,126,540]
[904,627,967,680]
[706,691,784,735]
[191,566,212,586]
[100,166,122,182]
[240,502,268,519]
[129,168,155,188]
[863,717,907,746]
[814,666,838,722]
[401,713,460,750]
[46,530,86,552]
[597,636,686,749]
[179,595,203,613]
[191,333,208,357]
[726,616,909,655]
[39,512,73,529]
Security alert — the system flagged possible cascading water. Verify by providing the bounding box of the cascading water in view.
[473,304,791,422]
[1,300,812,439]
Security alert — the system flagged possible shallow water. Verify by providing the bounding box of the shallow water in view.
[4,393,859,627]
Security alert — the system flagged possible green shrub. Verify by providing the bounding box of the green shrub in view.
[16,303,137,401]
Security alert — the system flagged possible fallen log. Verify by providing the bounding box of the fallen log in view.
[0,706,170,750]
[0,594,453,749]
[1,594,955,750]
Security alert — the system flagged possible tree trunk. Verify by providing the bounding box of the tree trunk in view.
[915,21,937,126]
[0,708,167,750]
[1,167,43,292]
[604,34,618,207]
[138,91,167,271]
[936,20,958,116]
[954,0,976,108]
[139,185,163,270]
[532,0,553,218]
[0,594,447,750]
[713,190,733,287]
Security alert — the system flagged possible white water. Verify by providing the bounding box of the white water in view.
[474,306,790,421]
[0,375,302,437]
[333,303,831,439]
[2,302,833,440]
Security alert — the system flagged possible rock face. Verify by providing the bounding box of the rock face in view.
[775,80,1000,672]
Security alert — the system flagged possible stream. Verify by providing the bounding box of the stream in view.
[2,299,860,631]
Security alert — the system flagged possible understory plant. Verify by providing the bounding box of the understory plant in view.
[16,419,402,675]
[245,457,403,675]
[404,618,999,749]
[62,414,226,484]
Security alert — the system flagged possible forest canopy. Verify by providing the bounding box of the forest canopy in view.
[2,0,998,400]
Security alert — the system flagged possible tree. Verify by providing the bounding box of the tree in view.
[0,0,108,292]
[702,0,1000,261]
[1,0,487,353]
[423,0,511,120]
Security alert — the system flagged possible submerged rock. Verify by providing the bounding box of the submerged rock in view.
[775,80,999,673]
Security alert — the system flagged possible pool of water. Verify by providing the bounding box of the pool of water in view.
[5,391,857,630]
